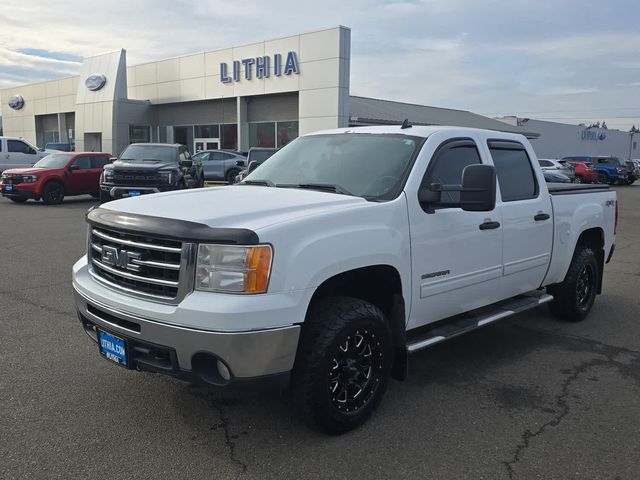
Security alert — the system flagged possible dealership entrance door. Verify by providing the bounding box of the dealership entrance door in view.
[194,138,219,153]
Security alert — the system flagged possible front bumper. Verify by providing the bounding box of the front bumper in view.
[101,184,174,199]
[1,183,38,200]
[73,259,304,383]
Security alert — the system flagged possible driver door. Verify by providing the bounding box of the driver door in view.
[407,135,504,329]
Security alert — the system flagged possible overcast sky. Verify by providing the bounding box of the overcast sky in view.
[1,0,638,130]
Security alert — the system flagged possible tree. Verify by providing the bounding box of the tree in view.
[630,125,640,133]
[601,121,608,130]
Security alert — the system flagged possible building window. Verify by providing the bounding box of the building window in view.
[44,131,60,144]
[634,141,637,150]
[221,124,237,150]
[129,125,151,144]
[194,124,220,138]
[277,121,298,148]
[249,122,276,148]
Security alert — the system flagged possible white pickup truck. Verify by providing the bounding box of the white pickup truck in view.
[72,125,617,434]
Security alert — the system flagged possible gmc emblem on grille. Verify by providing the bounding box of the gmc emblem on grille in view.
[101,245,142,272]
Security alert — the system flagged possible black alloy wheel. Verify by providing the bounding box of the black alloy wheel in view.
[226,169,239,184]
[42,182,64,205]
[328,328,384,413]
[575,263,595,308]
[291,297,393,435]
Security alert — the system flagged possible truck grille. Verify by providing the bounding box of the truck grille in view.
[88,226,195,303]
[112,171,163,185]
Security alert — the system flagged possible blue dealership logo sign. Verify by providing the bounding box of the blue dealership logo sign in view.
[85,73,107,91]
[8,94,24,110]
[220,51,300,83]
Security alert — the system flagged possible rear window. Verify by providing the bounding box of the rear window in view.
[488,141,538,202]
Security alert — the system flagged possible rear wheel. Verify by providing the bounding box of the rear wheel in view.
[9,197,28,203]
[573,176,583,184]
[598,174,608,184]
[291,297,393,435]
[42,182,64,205]
[548,246,599,322]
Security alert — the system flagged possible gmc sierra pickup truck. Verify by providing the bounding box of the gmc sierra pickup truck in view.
[72,125,617,434]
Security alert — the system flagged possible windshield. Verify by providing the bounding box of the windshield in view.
[33,153,73,168]
[243,133,422,199]
[248,150,276,163]
[119,145,177,162]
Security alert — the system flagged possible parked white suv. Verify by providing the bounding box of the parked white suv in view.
[0,136,48,172]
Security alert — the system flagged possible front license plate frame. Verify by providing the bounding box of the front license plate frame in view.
[98,329,129,367]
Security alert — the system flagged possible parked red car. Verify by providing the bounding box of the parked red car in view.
[0,152,111,204]
[560,160,599,184]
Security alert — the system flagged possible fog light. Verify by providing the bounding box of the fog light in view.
[217,359,231,381]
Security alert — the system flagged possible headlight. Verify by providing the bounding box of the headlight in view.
[158,170,173,183]
[195,244,272,294]
[102,170,114,183]
[21,175,38,183]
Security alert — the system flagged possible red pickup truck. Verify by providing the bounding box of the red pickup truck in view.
[1,152,111,204]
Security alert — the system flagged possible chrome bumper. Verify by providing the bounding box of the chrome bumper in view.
[73,286,301,379]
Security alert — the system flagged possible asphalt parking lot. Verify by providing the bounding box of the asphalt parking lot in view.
[1,186,639,480]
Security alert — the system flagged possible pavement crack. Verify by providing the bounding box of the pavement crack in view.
[215,402,248,478]
[503,357,610,480]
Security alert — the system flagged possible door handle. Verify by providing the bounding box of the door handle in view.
[479,221,501,230]
[534,213,550,221]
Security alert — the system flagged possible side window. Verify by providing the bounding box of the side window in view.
[488,142,538,202]
[211,152,232,161]
[539,160,552,167]
[91,156,109,168]
[8,140,34,154]
[72,156,91,169]
[179,148,187,161]
[423,140,482,205]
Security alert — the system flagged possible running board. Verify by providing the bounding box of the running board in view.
[406,291,553,354]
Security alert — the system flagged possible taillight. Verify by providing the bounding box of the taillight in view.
[615,200,619,234]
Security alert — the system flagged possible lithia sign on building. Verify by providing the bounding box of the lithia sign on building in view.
[581,129,607,141]
[220,51,300,83]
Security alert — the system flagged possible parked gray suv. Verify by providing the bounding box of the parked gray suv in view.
[192,149,247,184]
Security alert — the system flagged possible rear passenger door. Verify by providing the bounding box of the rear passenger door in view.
[486,140,553,297]
[67,155,94,194]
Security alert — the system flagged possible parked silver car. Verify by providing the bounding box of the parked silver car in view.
[538,158,575,182]
[192,150,247,183]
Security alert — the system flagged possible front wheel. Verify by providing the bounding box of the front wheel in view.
[548,246,599,322]
[573,176,583,184]
[291,297,393,435]
[42,182,64,205]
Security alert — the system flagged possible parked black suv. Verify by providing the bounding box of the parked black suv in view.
[100,143,204,203]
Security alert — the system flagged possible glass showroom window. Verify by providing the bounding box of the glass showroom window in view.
[129,125,151,144]
[221,124,238,150]
[277,121,299,148]
[44,130,60,144]
[249,122,276,148]
[194,124,220,139]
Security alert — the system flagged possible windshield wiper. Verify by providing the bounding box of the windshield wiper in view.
[241,179,275,187]
[276,183,354,196]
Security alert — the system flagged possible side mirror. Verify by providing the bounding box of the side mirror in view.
[70,164,80,171]
[109,156,117,163]
[248,161,259,173]
[236,160,245,167]
[180,159,193,168]
[459,164,496,212]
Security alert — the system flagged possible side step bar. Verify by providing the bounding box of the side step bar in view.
[407,291,553,354]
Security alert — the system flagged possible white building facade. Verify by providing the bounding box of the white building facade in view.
[498,116,639,160]
[0,26,351,156]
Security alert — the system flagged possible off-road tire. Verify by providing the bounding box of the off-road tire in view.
[226,169,240,184]
[548,246,599,322]
[42,182,64,205]
[290,296,393,435]
[9,197,28,203]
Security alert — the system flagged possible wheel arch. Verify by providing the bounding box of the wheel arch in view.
[575,227,605,294]
[304,264,408,380]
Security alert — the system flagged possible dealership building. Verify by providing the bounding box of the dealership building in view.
[0,26,533,156]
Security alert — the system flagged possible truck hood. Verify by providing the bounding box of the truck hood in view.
[102,185,367,231]
[107,161,178,171]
